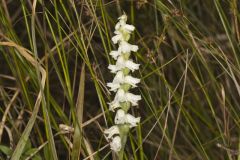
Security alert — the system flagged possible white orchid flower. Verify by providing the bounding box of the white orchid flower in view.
[107,73,123,92]
[114,109,126,125]
[115,24,135,33]
[115,109,140,128]
[118,14,127,22]
[107,71,123,91]
[125,114,141,128]
[110,50,121,60]
[110,89,141,106]
[104,126,120,139]
[124,75,140,87]
[107,83,121,92]
[112,34,124,44]
[108,100,121,112]
[110,41,138,60]
[119,41,138,53]
[113,89,126,102]
[122,24,135,32]
[108,56,140,73]
[110,136,121,152]
[116,14,135,32]
[107,71,140,92]
[125,92,141,106]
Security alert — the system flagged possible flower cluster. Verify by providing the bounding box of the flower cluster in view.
[104,14,141,152]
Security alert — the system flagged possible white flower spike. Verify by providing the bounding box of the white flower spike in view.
[105,13,141,154]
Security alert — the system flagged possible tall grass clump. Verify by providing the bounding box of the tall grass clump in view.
[0,0,240,160]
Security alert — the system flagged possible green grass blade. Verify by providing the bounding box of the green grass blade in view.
[71,63,85,159]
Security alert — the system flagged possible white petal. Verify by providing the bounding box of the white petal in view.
[114,30,121,35]
[110,50,121,60]
[126,93,141,106]
[116,56,126,66]
[130,45,139,52]
[108,89,126,111]
[108,57,127,73]
[125,60,140,72]
[114,89,126,102]
[124,76,140,87]
[119,42,131,53]
[113,57,140,72]
[107,72,140,91]
[115,109,126,124]
[107,71,124,91]
[112,89,141,106]
[113,71,125,83]
[115,22,121,30]
[118,42,130,53]
[119,42,138,53]
[107,82,120,92]
[108,101,121,112]
[110,136,121,152]
[118,14,127,21]
[112,34,122,44]
[123,24,135,31]
[125,114,140,128]
[107,57,124,73]
[108,64,118,73]
[114,109,141,128]
[104,126,120,139]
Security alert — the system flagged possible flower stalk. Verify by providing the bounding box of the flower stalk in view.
[104,14,141,159]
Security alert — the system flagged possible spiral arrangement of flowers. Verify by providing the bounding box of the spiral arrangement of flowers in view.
[104,14,141,155]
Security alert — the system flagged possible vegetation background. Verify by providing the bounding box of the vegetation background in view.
[0,0,240,159]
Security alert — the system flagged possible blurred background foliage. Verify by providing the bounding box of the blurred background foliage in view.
[0,0,240,159]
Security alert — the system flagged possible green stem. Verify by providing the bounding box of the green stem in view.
[118,124,130,160]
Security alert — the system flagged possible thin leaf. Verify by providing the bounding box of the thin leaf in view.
[71,63,85,160]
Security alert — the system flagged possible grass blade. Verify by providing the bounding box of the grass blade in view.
[71,63,85,160]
